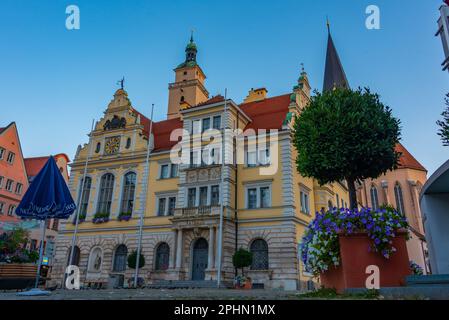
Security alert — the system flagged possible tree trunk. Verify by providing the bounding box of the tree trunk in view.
[347,178,358,210]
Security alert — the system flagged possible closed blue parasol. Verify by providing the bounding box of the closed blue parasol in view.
[15,156,76,296]
[16,156,76,220]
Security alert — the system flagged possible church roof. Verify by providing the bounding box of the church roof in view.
[323,32,349,92]
[396,143,427,172]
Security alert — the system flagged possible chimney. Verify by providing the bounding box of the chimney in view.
[243,87,268,103]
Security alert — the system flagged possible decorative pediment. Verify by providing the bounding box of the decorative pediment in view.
[104,115,126,131]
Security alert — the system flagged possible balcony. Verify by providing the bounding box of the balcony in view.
[174,205,221,218]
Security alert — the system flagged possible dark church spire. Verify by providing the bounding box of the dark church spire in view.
[323,21,349,92]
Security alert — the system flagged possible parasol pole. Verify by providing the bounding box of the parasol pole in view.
[66,119,95,288]
[217,88,228,288]
[34,220,47,288]
[134,103,154,288]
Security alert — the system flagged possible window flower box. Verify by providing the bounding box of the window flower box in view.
[92,213,110,224]
[118,213,132,222]
[72,214,86,225]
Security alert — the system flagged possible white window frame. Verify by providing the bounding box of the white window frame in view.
[0,202,4,214]
[185,185,220,208]
[7,205,16,216]
[300,190,310,215]
[0,176,3,189]
[0,147,4,160]
[5,179,13,192]
[156,192,177,216]
[245,182,272,209]
[15,183,23,195]
[6,152,15,164]
[245,147,271,167]
[191,114,223,134]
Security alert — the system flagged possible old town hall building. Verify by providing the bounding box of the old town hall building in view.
[51,32,427,290]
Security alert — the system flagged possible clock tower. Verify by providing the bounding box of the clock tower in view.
[167,34,209,119]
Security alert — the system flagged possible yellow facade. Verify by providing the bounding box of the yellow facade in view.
[52,37,349,291]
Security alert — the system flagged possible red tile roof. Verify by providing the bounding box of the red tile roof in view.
[196,95,225,107]
[152,117,183,152]
[240,94,291,131]
[396,143,426,172]
[24,154,71,178]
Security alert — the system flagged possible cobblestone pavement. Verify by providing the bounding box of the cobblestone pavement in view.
[0,289,304,300]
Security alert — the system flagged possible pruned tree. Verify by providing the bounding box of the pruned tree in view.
[293,87,401,210]
[437,93,449,147]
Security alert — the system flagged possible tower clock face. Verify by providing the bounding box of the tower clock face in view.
[104,136,120,155]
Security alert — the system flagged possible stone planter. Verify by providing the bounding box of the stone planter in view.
[320,231,411,293]
[0,263,37,290]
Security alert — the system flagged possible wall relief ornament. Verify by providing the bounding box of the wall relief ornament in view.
[104,115,126,131]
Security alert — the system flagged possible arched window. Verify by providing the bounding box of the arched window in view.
[250,239,269,270]
[113,244,128,272]
[66,246,80,267]
[95,142,101,153]
[97,174,114,214]
[78,177,92,215]
[394,183,405,215]
[121,172,136,214]
[88,247,103,272]
[370,185,379,211]
[155,243,170,271]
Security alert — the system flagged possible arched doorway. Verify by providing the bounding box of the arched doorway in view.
[192,238,208,280]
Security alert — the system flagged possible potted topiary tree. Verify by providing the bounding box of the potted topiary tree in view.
[232,248,253,289]
[0,228,40,290]
[127,250,145,288]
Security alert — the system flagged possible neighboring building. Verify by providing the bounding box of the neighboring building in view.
[436,1,449,72]
[51,35,350,290]
[357,144,429,273]
[0,122,29,225]
[323,26,430,273]
[420,160,449,275]
[23,154,71,265]
[0,122,70,268]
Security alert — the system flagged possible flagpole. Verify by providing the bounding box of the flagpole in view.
[134,103,154,288]
[217,89,228,288]
[34,220,47,288]
[66,119,95,288]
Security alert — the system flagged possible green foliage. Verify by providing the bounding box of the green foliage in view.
[437,93,449,147]
[232,248,253,276]
[293,87,401,209]
[0,228,38,264]
[299,287,380,300]
[127,250,145,269]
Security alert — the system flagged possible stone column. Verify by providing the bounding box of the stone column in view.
[176,229,183,269]
[169,230,176,269]
[208,226,215,269]
[215,226,220,269]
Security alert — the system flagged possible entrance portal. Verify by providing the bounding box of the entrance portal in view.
[192,238,208,280]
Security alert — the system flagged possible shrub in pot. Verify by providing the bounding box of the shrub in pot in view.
[232,248,253,289]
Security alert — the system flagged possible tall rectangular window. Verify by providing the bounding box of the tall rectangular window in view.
[258,149,270,166]
[15,183,23,195]
[170,164,178,178]
[0,202,4,215]
[202,118,210,132]
[192,120,201,134]
[213,116,221,129]
[79,177,92,216]
[6,152,15,164]
[247,188,257,209]
[247,151,257,167]
[0,176,4,188]
[168,197,176,216]
[5,179,13,192]
[7,205,16,216]
[300,191,310,215]
[211,185,220,206]
[187,188,196,208]
[158,198,166,216]
[260,187,270,208]
[199,186,208,206]
[160,164,169,179]
[0,147,4,160]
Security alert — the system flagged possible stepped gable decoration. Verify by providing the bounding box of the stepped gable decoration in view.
[104,115,126,131]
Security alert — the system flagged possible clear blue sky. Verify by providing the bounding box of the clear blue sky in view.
[0,0,447,175]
